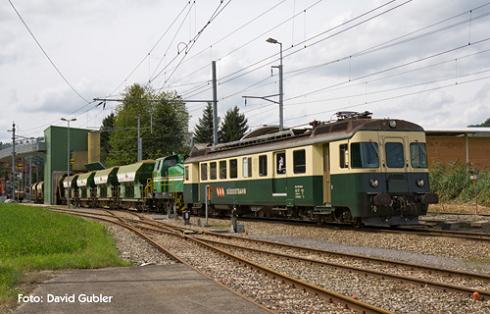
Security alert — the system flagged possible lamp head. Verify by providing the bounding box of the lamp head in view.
[266,37,278,44]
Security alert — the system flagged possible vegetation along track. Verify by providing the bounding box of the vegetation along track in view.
[48,207,388,313]
[127,213,490,313]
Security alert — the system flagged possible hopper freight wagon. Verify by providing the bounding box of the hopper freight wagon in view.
[183,112,438,227]
[33,181,44,204]
[94,167,119,208]
[117,160,155,210]
[77,171,96,207]
[63,175,79,206]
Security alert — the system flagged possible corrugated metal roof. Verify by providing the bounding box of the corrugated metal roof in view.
[426,128,490,136]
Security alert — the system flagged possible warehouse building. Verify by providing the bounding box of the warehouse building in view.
[426,128,490,170]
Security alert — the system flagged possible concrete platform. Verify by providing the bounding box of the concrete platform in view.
[15,264,267,314]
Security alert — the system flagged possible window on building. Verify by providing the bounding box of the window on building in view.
[229,159,238,178]
[385,142,405,168]
[350,142,379,168]
[242,157,252,178]
[339,144,348,168]
[210,162,217,180]
[293,150,306,174]
[410,143,428,168]
[259,155,267,177]
[200,163,208,181]
[219,160,227,179]
[276,152,286,174]
[185,166,189,181]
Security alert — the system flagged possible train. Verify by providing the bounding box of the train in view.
[34,112,438,227]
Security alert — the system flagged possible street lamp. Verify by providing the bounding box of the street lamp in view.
[266,37,284,130]
[61,117,76,207]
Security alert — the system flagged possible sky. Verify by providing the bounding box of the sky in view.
[1,0,490,143]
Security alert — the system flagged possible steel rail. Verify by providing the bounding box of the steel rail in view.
[48,208,275,314]
[194,235,490,299]
[138,217,490,282]
[105,211,391,313]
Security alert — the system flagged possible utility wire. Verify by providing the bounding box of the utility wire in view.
[107,1,193,97]
[285,73,490,123]
[7,0,90,104]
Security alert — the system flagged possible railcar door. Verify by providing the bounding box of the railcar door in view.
[272,151,288,201]
[382,136,409,194]
[322,144,331,204]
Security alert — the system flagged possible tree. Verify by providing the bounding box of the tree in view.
[193,102,214,144]
[219,106,249,143]
[100,113,114,164]
[469,117,490,127]
[106,84,189,166]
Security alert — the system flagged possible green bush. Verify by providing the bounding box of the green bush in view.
[429,162,470,202]
[430,162,490,206]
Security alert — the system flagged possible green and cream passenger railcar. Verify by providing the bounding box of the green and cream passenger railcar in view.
[183,113,438,226]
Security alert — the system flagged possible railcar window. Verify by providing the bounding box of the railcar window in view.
[410,143,428,168]
[293,150,306,173]
[276,152,286,174]
[351,143,379,168]
[185,166,189,181]
[339,144,348,168]
[230,159,238,178]
[219,160,227,179]
[259,155,268,176]
[242,157,252,178]
[210,162,217,180]
[200,163,208,181]
[385,142,405,168]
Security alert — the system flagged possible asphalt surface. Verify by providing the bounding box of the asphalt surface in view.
[14,264,267,314]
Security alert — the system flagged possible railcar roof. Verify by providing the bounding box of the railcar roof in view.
[186,118,423,162]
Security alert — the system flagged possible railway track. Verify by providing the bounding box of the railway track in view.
[126,213,490,313]
[48,207,389,314]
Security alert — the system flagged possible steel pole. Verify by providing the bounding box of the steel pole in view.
[212,61,218,145]
[11,122,16,201]
[67,121,71,207]
[137,116,142,161]
[279,42,284,130]
[205,184,209,226]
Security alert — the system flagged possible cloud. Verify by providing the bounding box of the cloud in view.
[26,85,103,114]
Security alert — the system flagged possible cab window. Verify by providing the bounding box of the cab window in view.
[410,143,428,168]
[276,152,286,174]
[293,150,306,174]
[242,157,252,178]
[351,142,379,168]
[210,162,217,180]
[219,160,227,179]
[259,155,267,177]
[200,163,208,181]
[230,159,238,178]
[339,144,348,168]
[386,142,405,168]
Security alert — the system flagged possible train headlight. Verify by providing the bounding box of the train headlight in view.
[369,178,379,188]
[389,120,397,128]
[416,179,425,187]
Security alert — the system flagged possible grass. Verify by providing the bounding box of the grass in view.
[0,204,129,303]
[430,162,490,206]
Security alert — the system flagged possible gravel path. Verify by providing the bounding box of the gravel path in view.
[429,203,490,215]
[147,231,359,314]
[103,222,177,266]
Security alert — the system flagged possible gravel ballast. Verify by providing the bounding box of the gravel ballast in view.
[103,223,177,266]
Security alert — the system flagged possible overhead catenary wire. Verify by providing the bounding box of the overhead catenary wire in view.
[220,4,490,109]
[7,0,91,105]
